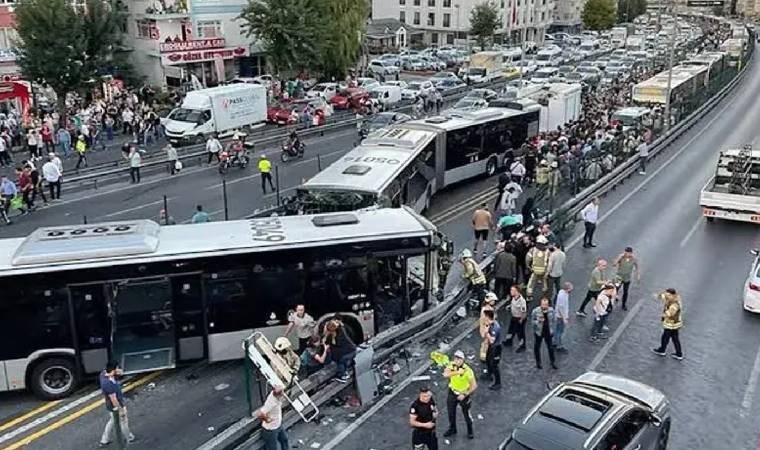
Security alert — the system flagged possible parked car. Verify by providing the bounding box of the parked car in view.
[574,66,602,85]
[330,87,370,110]
[369,59,401,77]
[421,55,446,71]
[435,78,467,93]
[744,249,760,312]
[452,97,488,110]
[404,80,437,100]
[378,53,401,67]
[267,98,333,126]
[499,372,670,450]
[306,82,339,101]
[515,59,538,76]
[465,88,498,101]
[359,112,411,138]
[430,71,460,83]
[530,67,559,84]
[368,85,402,109]
[356,77,381,90]
[409,56,429,71]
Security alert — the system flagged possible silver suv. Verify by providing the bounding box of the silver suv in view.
[499,372,670,450]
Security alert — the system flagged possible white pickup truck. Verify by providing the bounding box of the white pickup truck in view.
[700,147,760,224]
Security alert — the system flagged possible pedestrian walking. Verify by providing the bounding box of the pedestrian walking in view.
[637,138,649,175]
[478,293,497,367]
[42,156,61,200]
[257,384,289,450]
[409,387,438,450]
[26,128,40,158]
[191,204,210,223]
[98,361,136,447]
[0,132,10,167]
[526,235,550,301]
[0,175,15,224]
[652,288,684,360]
[127,147,142,183]
[28,160,47,205]
[74,135,88,169]
[206,134,222,164]
[165,144,179,175]
[471,203,493,258]
[509,158,526,185]
[504,285,527,353]
[258,154,275,194]
[577,258,608,317]
[554,282,572,353]
[590,283,616,342]
[531,298,558,370]
[459,249,487,302]
[284,304,316,354]
[16,166,33,214]
[546,243,566,299]
[442,350,477,439]
[482,309,502,390]
[613,247,640,310]
[57,127,71,157]
[492,243,516,301]
[581,197,600,248]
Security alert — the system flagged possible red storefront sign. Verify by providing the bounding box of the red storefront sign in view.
[160,46,249,66]
[159,38,226,53]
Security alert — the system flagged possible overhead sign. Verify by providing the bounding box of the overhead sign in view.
[686,0,724,6]
[161,46,249,66]
[159,38,226,53]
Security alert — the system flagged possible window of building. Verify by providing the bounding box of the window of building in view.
[501,0,505,7]
[400,11,406,23]
[428,0,435,6]
[541,11,545,21]
[443,0,451,6]
[414,0,420,5]
[0,28,18,50]
[0,0,16,4]
[414,11,420,25]
[427,12,435,26]
[400,0,405,4]
[196,20,222,39]
[136,19,159,40]
[431,32,439,43]
[443,13,450,27]
[447,33,454,44]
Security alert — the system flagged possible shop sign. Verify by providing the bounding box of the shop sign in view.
[161,46,249,65]
[159,38,226,53]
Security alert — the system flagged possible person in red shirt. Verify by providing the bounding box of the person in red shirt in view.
[15,166,34,214]
[41,124,54,153]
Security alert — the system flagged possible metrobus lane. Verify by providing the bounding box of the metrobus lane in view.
[0,127,359,239]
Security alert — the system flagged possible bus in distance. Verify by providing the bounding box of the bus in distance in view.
[0,207,451,399]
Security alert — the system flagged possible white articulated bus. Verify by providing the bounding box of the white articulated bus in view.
[0,208,451,399]
[296,106,540,214]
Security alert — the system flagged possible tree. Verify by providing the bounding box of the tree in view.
[15,0,128,107]
[582,0,617,30]
[617,0,647,23]
[470,1,502,50]
[316,0,368,79]
[238,0,326,75]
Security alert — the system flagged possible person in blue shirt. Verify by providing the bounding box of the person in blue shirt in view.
[481,309,502,390]
[99,361,135,447]
[0,174,16,223]
[191,204,210,224]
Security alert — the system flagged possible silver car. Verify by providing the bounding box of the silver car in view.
[500,372,670,450]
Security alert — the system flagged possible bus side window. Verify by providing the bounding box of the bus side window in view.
[445,128,471,170]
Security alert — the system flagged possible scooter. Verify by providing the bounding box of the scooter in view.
[280,139,305,162]
[218,148,250,174]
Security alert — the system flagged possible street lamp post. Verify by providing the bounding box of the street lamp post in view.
[664,0,677,131]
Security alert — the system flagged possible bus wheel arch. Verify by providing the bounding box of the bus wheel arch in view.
[28,355,80,400]
[486,157,498,177]
[316,313,366,345]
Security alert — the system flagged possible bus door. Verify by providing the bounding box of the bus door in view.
[109,277,176,374]
[69,283,110,375]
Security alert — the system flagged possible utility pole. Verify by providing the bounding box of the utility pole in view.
[663,0,676,131]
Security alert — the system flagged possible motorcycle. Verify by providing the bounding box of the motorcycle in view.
[218,148,250,174]
[280,139,305,162]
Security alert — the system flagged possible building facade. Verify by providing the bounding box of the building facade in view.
[124,0,264,90]
[0,1,20,81]
[551,0,582,32]
[371,0,554,47]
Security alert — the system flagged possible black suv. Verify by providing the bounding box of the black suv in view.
[499,372,670,450]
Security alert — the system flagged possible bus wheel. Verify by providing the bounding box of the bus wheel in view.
[30,357,79,400]
[486,158,497,177]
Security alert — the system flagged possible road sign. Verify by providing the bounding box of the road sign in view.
[687,0,724,6]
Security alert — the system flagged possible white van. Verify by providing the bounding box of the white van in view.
[535,47,563,67]
[368,85,402,109]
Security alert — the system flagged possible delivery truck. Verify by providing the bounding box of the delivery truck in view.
[464,51,504,83]
[526,82,582,132]
[700,146,760,224]
[163,84,267,146]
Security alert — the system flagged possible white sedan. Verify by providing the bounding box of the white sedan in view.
[743,249,760,312]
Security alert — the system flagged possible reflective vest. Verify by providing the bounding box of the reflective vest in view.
[258,158,272,173]
[448,363,475,394]
[530,248,549,276]
[75,140,86,155]
[463,258,486,285]
[536,166,549,185]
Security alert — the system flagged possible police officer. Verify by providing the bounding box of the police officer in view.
[409,386,438,450]
[459,249,487,303]
[443,350,477,439]
[258,154,275,194]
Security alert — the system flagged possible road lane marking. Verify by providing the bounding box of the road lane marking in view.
[0,372,160,450]
[679,216,703,247]
[0,401,61,433]
[740,342,760,418]
[101,199,172,219]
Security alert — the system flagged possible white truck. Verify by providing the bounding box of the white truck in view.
[700,147,760,224]
[526,82,582,132]
[611,27,628,49]
[163,84,267,146]
[464,51,504,83]
[625,35,645,52]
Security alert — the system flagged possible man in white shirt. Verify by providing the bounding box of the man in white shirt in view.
[554,282,572,353]
[284,304,316,354]
[637,138,649,175]
[42,155,62,200]
[206,135,222,164]
[121,108,134,135]
[547,244,566,299]
[509,159,526,185]
[581,197,600,248]
[257,385,289,450]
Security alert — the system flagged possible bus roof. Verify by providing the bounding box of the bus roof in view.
[401,107,535,133]
[300,128,437,194]
[0,208,435,276]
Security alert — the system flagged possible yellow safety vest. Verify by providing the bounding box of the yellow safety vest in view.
[75,140,86,154]
[536,166,549,185]
[258,158,272,173]
[448,363,474,394]
[463,258,486,285]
